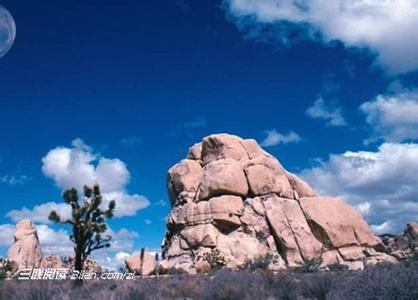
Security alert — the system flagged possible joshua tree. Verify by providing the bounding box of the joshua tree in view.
[48,184,116,274]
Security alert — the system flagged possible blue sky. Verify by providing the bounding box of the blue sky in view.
[1,0,418,269]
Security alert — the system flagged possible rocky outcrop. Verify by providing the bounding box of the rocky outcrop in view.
[41,255,64,269]
[7,220,102,275]
[125,251,157,276]
[7,220,43,270]
[381,223,418,260]
[162,134,394,273]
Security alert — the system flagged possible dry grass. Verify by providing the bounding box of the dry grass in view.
[1,260,417,300]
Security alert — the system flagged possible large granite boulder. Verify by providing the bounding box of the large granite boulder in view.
[161,133,395,273]
[8,220,43,270]
[125,251,157,276]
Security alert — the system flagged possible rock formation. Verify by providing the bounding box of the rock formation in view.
[41,255,64,269]
[125,251,157,276]
[7,220,102,274]
[161,133,396,273]
[382,223,418,260]
[7,220,43,270]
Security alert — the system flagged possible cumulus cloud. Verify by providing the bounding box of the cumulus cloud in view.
[37,225,74,256]
[0,224,14,247]
[300,143,418,234]
[39,139,150,218]
[306,98,346,126]
[94,251,130,271]
[6,202,71,224]
[224,0,418,74]
[261,129,301,147]
[360,92,418,144]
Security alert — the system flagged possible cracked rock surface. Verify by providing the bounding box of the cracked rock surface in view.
[161,133,395,273]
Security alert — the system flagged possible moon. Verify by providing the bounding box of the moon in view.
[0,5,16,58]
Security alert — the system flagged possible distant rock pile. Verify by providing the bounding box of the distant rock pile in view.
[8,220,43,270]
[161,134,397,273]
[382,223,418,260]
[6,220,101,275]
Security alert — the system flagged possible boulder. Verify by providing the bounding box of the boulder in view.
[338,246,366,261]
[201,134,249,165]
[187,142,203,161]
[240,202,270,239]
[8,220,43,270]
[197,159,248,200]
[299,196,383,249]
[286,172,316,198]
[381,223,418,260]
[209,195,243,230]
[180,224,219,248]
[407,223,418,238]
[168,159,202,205]
[216,231,270,268]
[321,250,343,266]
[41,255,64,269]
[161,134,395,273]
[264,195,323,266]
[125,251,157,276]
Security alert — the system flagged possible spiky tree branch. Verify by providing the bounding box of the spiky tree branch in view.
[48,184,116,276]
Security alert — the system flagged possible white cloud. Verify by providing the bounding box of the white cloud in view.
[0,224,14,247]
[37,225,73,256]
[261,129,301,147]
[39,139,150,218]
[6,202,71,224]
[225,0,418,74]
[355,202,371,216]
[300,143,418,234]
[360,92,418,144]
[0,175,29,186]
[371,221,394,235]
[306,98,346,126]
[90,228,139,271]
[106,228,139,252]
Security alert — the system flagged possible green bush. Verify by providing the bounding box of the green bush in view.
[244,253,279,270]
[202,249,225,270]
[0,258,17,280]
[294,256,323,273]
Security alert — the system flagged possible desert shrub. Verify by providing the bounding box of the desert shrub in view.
[329,260,418,299]
[410,241,418,260]
[328,263,349,272]
[244,253,278,270]
[294,256,323,273]
[0,258,17,280]
[166,267,187,275]
[0,260,417,299]
[203,249,225,270]
[300,273,334,300]
[203,269,267,300]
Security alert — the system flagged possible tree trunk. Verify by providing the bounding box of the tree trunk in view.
[73,246,84,286]
[75,246,84,272]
